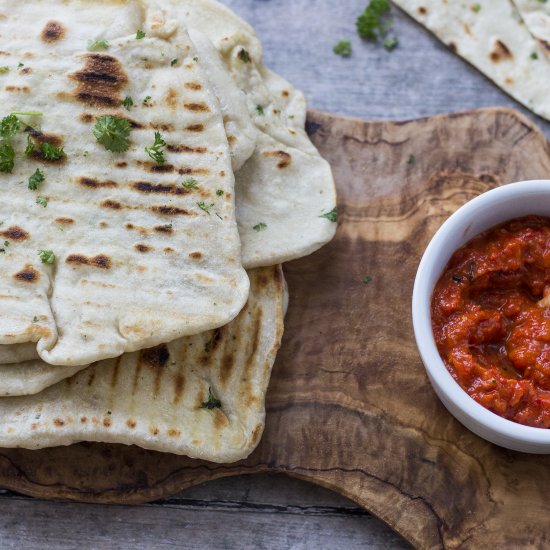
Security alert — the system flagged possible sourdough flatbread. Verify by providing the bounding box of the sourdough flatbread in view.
[173,0,338,268]
[0,266,284,462]
[0,0,249,366]
[393,0,550,121]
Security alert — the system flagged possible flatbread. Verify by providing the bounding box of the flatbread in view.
[0,0,249,366]
[513,0,550,50]
[393,0,550,121]
[171,0,338,268]
[0,266,284,463]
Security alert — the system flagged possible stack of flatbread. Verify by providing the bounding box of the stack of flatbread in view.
[393,0,550,121]
[0,0,336,463]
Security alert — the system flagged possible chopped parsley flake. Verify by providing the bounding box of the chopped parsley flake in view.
[122,96,134,111]
[145,131,166,164]
[25,135,35,156]
[471,3,481,12]
[357,0,392,41]
[531,52,539,60]
[182,177,199,189]
[383,36,398,51]
[256,105,265,116]
[216,189,224,197]
[238,49,251,63]
[36,196,48,208]
[201,387,221,410]
[253,222,267,232]
[32,316,39,323]
[197,201,214,215]
[0,141,15,173]
[320,207,338,222]
[407,154,416,165]
[192,56,199,62]
[17,62,24,69]
[0,67,9,74]
[143,95,152,104]
[363,276,373,285]
[40,142,65,160]
[333,40,352,58]
[0,114,20,140]
[28,168,45,190]
[87,38,109,51]
[136,30,146,39]
[93,115,131,153]
[38,249,55,264]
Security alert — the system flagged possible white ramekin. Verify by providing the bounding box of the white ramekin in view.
[412,180,550,453]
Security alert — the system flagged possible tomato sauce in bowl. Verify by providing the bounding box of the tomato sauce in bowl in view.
[431,216,550,428]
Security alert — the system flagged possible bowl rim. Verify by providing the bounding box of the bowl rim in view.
[412,179,550,444]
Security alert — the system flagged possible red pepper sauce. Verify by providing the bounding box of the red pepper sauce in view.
[431,216,550,428]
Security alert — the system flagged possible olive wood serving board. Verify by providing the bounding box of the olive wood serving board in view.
[1,107,550,549]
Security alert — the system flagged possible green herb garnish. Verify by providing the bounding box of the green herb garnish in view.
[93,115,131,153]
[238,49,251,63]
[333,40,352,58]
[357,0,392,40]
[197,201,214,215]
[192,56,199,62]
[40,142,65,160]
[32,316,39,323]
[36,196,48,208]
[143,95,151,105]
[363,276,373,285]
[136,30,146,39]
[0,114,20,140]
[253,222,267,232]
[256,105,265,116]
[38,249,55,264]
[145,131,166,164]
[201,387,221,410]
[320,207,338,222]
[407,154,416,165]
[531,52,539,60]
[216,189,224,197]
[25,135,35,156]
[28,168,45,190]
[0,141,15,173]
[0,67,9,74]
[471,3,481,12]
[171,58,178,66]
[87,38,109,51]
[182,177,199,189]
[383,36,398,51]
[122,96,134,111]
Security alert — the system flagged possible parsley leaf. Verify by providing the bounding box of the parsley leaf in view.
[25,135,35,156]
[28,168,45,190]
[87,38,109,51]
[93,115,131,153]
[0,67,8,74]
[407,154,416,165]
[256,105,265,116]
[333,40,352,58]
[197,201,214,215]
[145,131,166,164]
[320,207,338,223]
[0,141,15,173]
[253,222,267,232]
[171,58,178,66]
[36,196,48,208]
[38,249,55,264]
[531,52,539,60]
[40,142,65,160]
[143,95,151,105]
[363,276,373,285]
[238,49,251,63]
[32,316,39,323]
[383,36,398,51]
[192,56,199,62]
[216,189,224,197]
[122,96,134,111]
[136,30,146,39]
[201,387,221,410]
[356,0,392,40]
[0,114,20,140]
[471,3,481,12]
[182,177,199,189]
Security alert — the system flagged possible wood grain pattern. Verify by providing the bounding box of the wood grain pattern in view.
[1,108,549,549]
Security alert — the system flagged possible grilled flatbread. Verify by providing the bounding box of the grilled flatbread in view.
[0,266,284,463]
[0,0,249,366]
[393,0,550,121]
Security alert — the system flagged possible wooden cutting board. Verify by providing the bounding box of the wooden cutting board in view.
[1,107,550,549]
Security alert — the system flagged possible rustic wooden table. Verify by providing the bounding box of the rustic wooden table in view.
[3,2,549,549]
